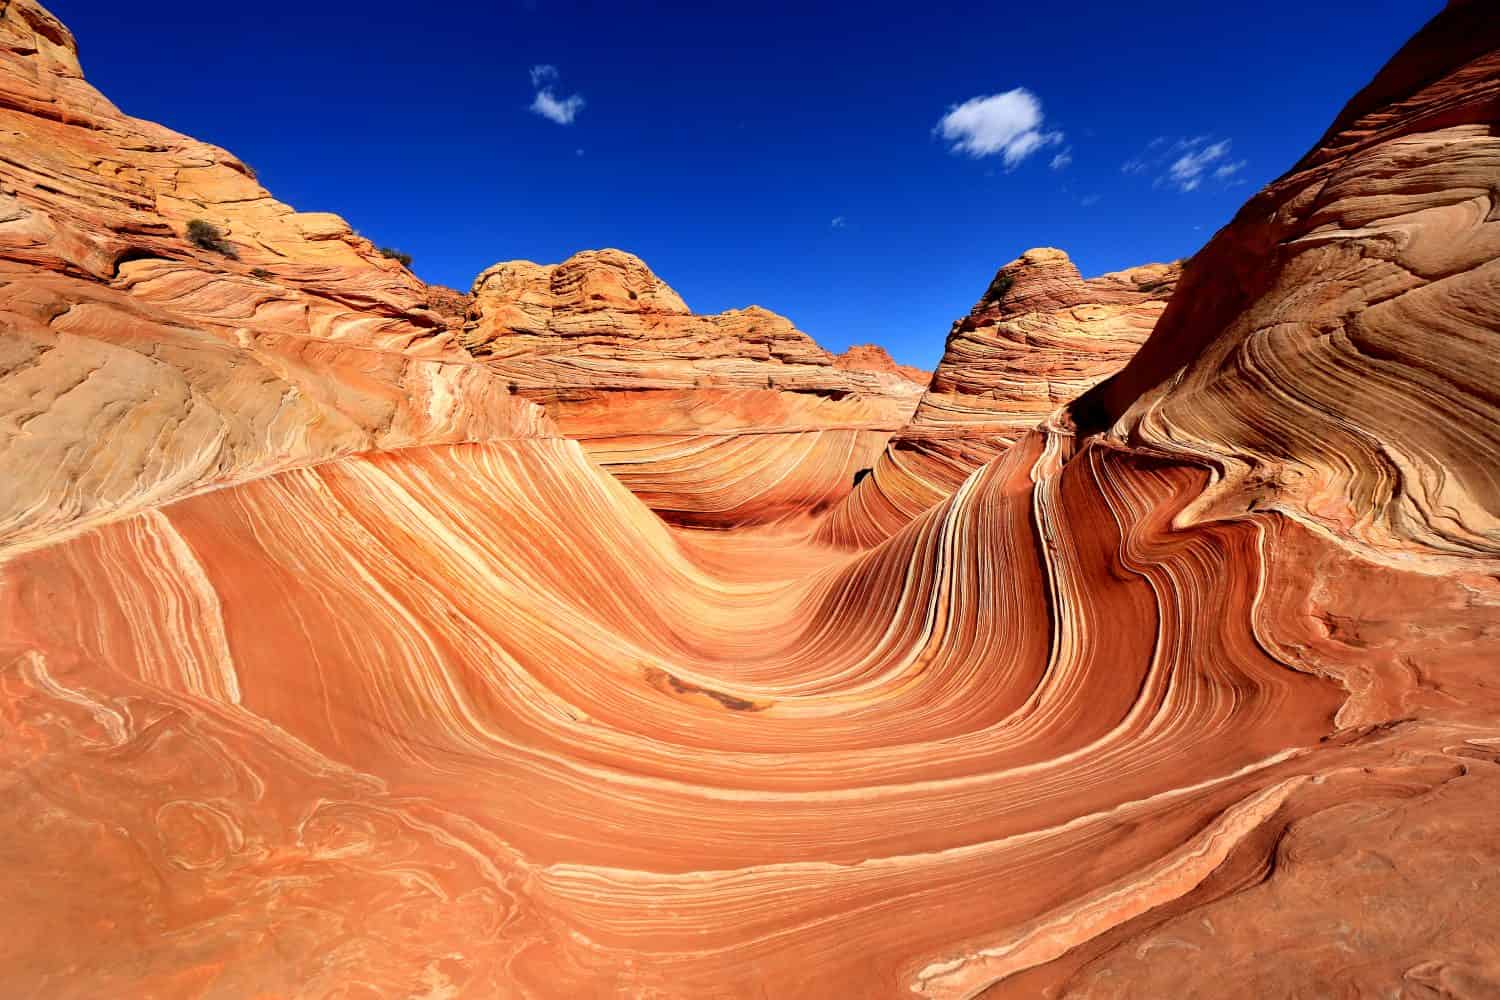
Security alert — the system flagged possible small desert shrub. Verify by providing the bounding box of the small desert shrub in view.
[982,271,1014,305]
[186,218,237,258]
[249,267,274,280]
[377,246,413,268]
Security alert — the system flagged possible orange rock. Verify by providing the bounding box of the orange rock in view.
[0,0,550,555]
[833,342,930,385]
[464,248,924,527]
[1075,0,1500,560]
[818,247,1178,547]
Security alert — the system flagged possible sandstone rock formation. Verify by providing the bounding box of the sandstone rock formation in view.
[0,0,550,556]
[462,249,925,526]
[2,2,1500,999]
[817,248,1178,547]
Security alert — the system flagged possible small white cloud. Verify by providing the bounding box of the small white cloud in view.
[1123,136,1243,192]
[532,90,584,124]
[830,216,847,229]
[935,88,1064,167]
[1050,147,1073,170]
[1167,139,1231,191]
[529,65,584,125]
[1080,194,1102,207]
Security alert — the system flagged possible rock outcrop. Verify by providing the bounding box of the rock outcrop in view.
[817,248,1178,547]
[834,342,931,384]
[1073,2,1500,562]
[2,2,1500,999]
[0,0,550,556]
[462,248,925,527]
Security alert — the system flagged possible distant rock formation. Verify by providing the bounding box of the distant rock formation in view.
[817,247,1178,547]
[834,343,931,384]
[463,248,925,527]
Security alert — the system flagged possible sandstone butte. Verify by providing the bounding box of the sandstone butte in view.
[1,1,1499,998]
[816,248,1180,547]
[460,249,926,527]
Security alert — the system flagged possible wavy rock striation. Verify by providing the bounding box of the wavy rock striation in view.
[818,248,1178,547]
[2,3,1500,999]
[463,248,926,527]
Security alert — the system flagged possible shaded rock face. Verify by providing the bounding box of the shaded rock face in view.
[2,3,1500,1000]
[817,247,1179,547]
[463,248,925,527]
[422,282,472,322]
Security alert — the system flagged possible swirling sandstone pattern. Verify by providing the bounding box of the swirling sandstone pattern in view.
[3,2,1500,999]
[463,249,926,526]
[817,249,1178,548]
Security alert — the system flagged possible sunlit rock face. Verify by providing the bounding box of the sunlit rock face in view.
[1078,2,1500,563]
[3,2,1500,999]
[0,0,551,557]
[463,248,926,527]
[817,248,1179,547]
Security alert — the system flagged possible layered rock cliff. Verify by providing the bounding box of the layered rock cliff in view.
[817,247,1178,546]
[1,2,1499,999]
[462,248,925,527]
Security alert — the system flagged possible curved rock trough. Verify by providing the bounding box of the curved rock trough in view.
[2,2,1499,997]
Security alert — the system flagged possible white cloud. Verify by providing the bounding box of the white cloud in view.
[1080,194,1102,207]
[1050,147,1073,170]
[935,88,1064,167]
[1122,136,1244,192]
[830,216,847,229]
[528,65,584,125]
[1167,139,1231,191]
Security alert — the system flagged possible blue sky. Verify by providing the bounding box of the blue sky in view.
[57,1,1434,367]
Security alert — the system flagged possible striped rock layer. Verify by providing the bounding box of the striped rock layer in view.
[462,249,927,527]
[817,249,1180,547]
[3,3,1500,1000]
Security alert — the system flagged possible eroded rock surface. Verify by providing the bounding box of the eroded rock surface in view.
[818,247,1178,547]
[0,0,550,556]
[463,248,925,526]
